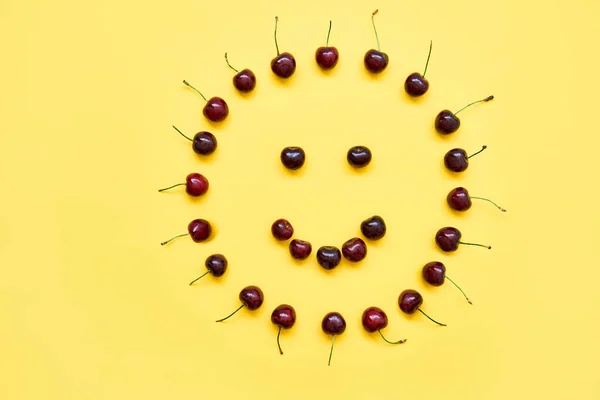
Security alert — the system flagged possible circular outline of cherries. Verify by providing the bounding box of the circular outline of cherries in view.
[159,11,505,366]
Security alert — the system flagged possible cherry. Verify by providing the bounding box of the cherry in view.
[215,285,264,322]
[189,254,228,285]
[435,95,494,134]
[341,237,367,262]
[172,126,217,156]
[224,53,256,93]
[183,80,229,122]
[362,306,406,344]
[405,40,432,97]
[347,146,372,168]
[398,289,446,326]
[422,262,472,304]
[321,312,346,366]
[158,173,208,197]
[161,219,212,245]
[315,21,339,70]
[289,239,312,260]
[447,187,506,212]
[271,17,296,79]
[271,304,296,355]
[360,215,386,240]
[316,246,342,270]
[280,146,305,170]
[444,145,486,172]
[271,218,294,241]
[435,226,491,252]
[364,10,388,74]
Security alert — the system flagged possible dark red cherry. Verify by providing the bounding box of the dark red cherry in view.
[444,145,487,172]
[398,289,446,326]
[289,239,312,260]
[405,41,432,97]
[315,21,339,70]
[271,304,296,355]
[435,95,494,134]
[189,254,228,285]
[183,80,229,123]
[158,172,208,197]
[322,311,346,366]
[447,187,506,212]
[271,17,296,78]
[280,146,305,170]
[271,218,294,241]
[364,10,388,73]
[360,215,386,240]
[215,285,264,322]
[362,306,406,344]
[347,146,372,168]
[422,261,472,304]
[171,126,217,156]
[435,226,491,252]
[160,219,212,246]
[316,246,342,270]
[341,237,367,262]
[225,53,256,93]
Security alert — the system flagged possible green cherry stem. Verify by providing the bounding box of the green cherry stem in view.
[325,20,332,47]
[276,326,283,355]
[172,125,192,141]
[327,334,335,366]
[417,308,447,326]
[158,183,185,192]
[454,95,494,115]
[160,233,188,246]
[183,80,207,102]
[467,145,487,159]
[445,275,473,305]
[224,53,239,73]
[274,16,280,56]
[470,196,506,212]
[378,330,407,345]
[458,241,492,250]
[423,40,433,77]
[189,270,210,286]
[215,304,245,322]
[371,9,381,51]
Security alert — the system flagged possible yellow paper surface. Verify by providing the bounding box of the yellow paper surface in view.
[1,0,599,398]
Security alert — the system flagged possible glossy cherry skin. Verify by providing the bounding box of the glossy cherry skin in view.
[347,146,372,168]
[398,289,423,314]
[233,69,256,92]
[280,147,305,170]
[271,219,294,241]
[322,312,346,335]
[185,173,209,196]
[364,49,388,73]
[447,187,472,211]
[444,148,469,172]
[289,239,312,260]
[360,215,386,240]
[435,227,461,252]
[316,47,339,70]
[342,238,367,262]
[405,72,429,97]
[205,254,228,277]
[271,304,296,329]
[361,307,388,332]
[435,110,460,134]
[192,131,217,155]
[188,219,212,242]
[271,53,296,78]
[316,246,342,270]
[240,286,264,310]
[203,97,229,122]
[422,261,445,286]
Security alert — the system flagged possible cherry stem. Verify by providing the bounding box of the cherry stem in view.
[327,334,335,366]
[160,233,188,246]
[459,241,491,250]
[158,183,185,192]
[224,53,239,73]
[183,80,207,102]
[274,16,280,56]
[417,308,447,326]
[454,95,494,115]
[470,196,506,212]
[445,275,473,305]
[189,270,210,286]
[371,9,381,51]
[215,304,245,322]
[423,40,433,77]
[325,20,332,47]
[276,326,283,355]
[467,145,487,159]
[172,125,192,141]
[378,329,407,345]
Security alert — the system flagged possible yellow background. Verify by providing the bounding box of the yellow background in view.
[1,0,599,398]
